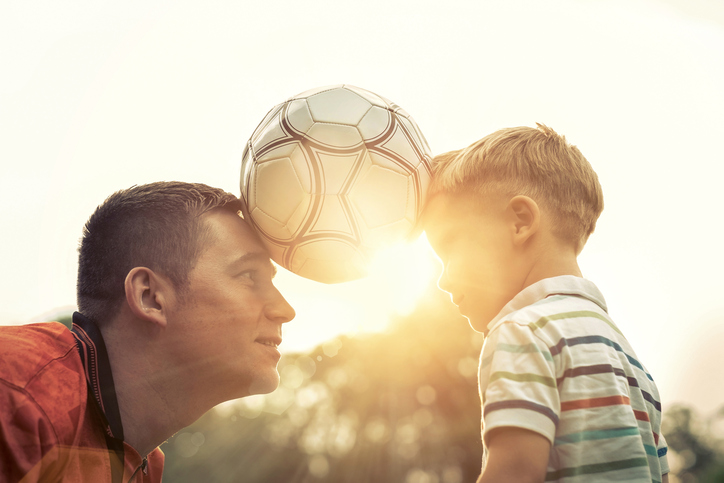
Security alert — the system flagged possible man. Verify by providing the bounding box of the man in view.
[0,182,296,482]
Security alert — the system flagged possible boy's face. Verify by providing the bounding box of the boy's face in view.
[424,193,525,332]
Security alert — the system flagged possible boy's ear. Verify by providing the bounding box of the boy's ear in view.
[507,195,540,246]
[124,267,171,330]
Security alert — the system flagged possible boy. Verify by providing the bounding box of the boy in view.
[424,124,669,482]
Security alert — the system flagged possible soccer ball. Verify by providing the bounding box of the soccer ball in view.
[239,84,432,283]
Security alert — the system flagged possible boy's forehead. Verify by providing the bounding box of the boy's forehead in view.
[422,194,470,230]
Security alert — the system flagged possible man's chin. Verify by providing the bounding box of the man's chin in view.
[247,373,280,396]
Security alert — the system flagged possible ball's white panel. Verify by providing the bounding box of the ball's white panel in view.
[307,88,372,126]
[263,242,285,268]
[306,123,363,148]
[251,111,289,152]
[393,106,411,118]
[256,143,297,164]
[285,99,315,135]
[363,218,413,248]
[410,118,432,154]
[417,165,431,210]
[405,175,418,223]
[254,158,305,225]
[295,242,367,284]
[369,152,411,176]
[286,246,306,274]
[311,195,353,236]
[291,85,342,100]
[289,144,312,194]
[246,163,259,210]
[343,85,389,109]
[251,206,293,241]
[350,165,408,229]
[253,103,284,139]
[242,84,432,283]
[299,238,358,260]
[240,144,254,200]
[357,106,391,140]
[380,125,422,169]
[285,193,312,235]
[398,116,430,158]
[358,150,373,174]
[376,93,397,109]
[316,151,359,195]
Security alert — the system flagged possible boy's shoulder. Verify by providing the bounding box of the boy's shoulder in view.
[487,276,618,343]
[516,292,609,327]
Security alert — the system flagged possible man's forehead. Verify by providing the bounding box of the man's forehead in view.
[201,209,269,254]
[229,251,273,267]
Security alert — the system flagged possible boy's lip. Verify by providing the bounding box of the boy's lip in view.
[452,294,464,307]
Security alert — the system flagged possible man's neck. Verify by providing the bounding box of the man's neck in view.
[101,322,219,456]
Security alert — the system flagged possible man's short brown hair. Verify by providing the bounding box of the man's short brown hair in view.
[77,181,242,324]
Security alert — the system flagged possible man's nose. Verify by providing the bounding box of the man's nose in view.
[266,286,296,323]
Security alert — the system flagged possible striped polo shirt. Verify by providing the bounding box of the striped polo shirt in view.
[478,276,669,482]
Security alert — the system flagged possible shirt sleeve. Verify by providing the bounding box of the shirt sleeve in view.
[657,432,670,476]
[479,322,559,446]
[0,381,61,483]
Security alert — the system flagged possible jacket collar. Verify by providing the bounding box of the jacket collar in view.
[71,311,125,441]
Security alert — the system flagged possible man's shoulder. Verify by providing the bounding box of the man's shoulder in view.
[0,322,90,446]
[0,322,79,389]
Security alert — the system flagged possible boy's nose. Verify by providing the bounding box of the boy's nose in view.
[437,267,454,296]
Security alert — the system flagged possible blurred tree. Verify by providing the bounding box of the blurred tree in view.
[33,290,724,482]
[662,404,724,483]
[56,314,72,329]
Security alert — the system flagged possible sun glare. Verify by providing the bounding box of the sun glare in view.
[365,234,439,317]
[276,235,439,354]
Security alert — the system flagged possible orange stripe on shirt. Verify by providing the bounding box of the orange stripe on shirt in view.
[634,409,650,422]
[561,395,630,411]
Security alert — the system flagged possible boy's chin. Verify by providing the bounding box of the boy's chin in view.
[464,314,488,333]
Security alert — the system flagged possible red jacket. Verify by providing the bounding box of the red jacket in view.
[0,316,164,482]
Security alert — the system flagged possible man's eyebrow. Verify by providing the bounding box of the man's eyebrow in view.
[231,252,277,277]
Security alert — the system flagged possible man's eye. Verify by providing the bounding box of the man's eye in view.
[239,270,255,280]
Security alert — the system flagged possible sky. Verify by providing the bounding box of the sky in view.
[1,0,723,417]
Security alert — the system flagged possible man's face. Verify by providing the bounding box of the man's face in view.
[168,209,295,398]
[424,194,524,332]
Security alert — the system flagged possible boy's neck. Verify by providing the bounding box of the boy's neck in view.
[520,241,583,290]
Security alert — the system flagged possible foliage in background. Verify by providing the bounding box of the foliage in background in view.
[662,405,724,483]
[162,288,484,483]
[34,287,724,482]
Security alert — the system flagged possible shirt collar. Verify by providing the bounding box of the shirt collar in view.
[486,275,608,334]
[70,311,125,442]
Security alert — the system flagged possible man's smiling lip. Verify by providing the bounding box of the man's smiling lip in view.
[255,336,282,349]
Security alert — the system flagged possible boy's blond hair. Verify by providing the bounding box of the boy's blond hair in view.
[430,124,604,248]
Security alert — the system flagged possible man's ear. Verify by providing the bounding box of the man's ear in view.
[124,267,171,329]
[507,195,540,246]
